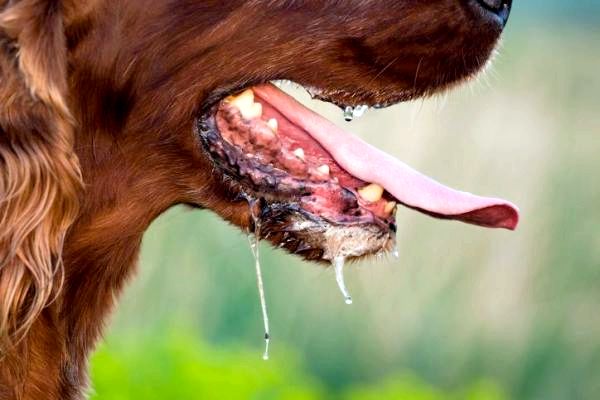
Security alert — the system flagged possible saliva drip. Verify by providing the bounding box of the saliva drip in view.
[392,243,400,259]
[343,105,369,122]
[247,200,270,360]
[333,256,353,305]
[343,106,354,122]
[353,105,368,118]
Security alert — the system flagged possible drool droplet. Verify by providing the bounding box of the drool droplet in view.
[263,333,270,360]
[333,256,353,305]
[352,105,368,119]
[392,244,400,259]
[343,106,354,122]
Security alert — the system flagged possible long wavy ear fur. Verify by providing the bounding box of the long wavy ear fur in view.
[0,0,82,350]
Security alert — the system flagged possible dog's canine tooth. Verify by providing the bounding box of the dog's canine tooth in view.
[241,102,262,120]
[293,148,305,160]
[384,201,397,215]
[267,118,278,132]
[316,164,330,176]
[358,183,384,203]
[226,89,263,120]
[226,88,254,109]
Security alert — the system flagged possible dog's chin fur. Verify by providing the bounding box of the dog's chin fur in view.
[0,1,506,398]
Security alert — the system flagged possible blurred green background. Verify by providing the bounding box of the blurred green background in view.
[90,3,600,399]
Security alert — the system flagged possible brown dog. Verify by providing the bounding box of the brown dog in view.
[0,0,516,398]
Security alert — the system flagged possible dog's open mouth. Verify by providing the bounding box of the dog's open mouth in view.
[198,83,519,262]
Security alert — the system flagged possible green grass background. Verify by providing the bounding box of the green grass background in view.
[89,5,600,400]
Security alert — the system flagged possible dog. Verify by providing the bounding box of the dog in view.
[0,0,517,398]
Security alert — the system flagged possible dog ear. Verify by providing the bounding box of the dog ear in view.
[0,0,82,348]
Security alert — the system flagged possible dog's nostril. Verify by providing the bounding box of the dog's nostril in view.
[475,0,512,25]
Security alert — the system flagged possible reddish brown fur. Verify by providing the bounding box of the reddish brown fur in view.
[0,1,506,398]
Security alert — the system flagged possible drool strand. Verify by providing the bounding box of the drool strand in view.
[248,200,271,360]
[333,256,353,305]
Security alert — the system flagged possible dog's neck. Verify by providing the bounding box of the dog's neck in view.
[0,148,176,399]
[64,139,179,363]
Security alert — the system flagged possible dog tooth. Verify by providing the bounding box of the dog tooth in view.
[227,89,254,110]
[258,128,276,143]
[316,164,330,176]
[293,148,305,160]
[384,201,397,215]
[358,183,384,203]
[241,102,262,120]
[267,118,278,132]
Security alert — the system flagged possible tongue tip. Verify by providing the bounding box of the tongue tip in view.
[456,203,520,231]
[496,204,520,231]
[492,208,519,231]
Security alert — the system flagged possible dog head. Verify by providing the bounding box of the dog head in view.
[0,0,516,345]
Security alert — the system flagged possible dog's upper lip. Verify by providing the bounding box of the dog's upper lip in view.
[253,84,519,230]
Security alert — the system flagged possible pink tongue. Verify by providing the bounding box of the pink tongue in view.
[254,84,519,230]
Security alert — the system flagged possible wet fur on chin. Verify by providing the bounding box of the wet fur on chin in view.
[0,1,503,398]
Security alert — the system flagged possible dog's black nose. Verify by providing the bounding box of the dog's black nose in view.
[475,0,512,26]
